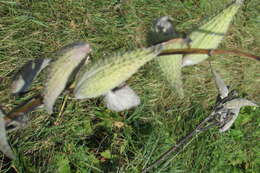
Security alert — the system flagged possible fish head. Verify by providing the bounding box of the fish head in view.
[154,16,175,34]
[149,16,178,45]
[57,42,92,60]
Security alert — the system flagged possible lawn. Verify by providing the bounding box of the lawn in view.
[0,0,259,172]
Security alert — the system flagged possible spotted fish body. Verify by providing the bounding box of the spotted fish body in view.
[0,109,14,159]
[74,45,161,99]
[151,16,186,97]
[44,42,91,114]
[158,40,188,98]
[11,58,51,95]
[182,0,244,66]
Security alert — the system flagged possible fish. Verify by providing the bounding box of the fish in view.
[158,39,188,98]
[74,45,161,99]
[151,16,186,97]
[11,58,51,95]
[182,0,244,66]
[219,98,258,132]
[154,0,243,97]
[212,70,258,132]
[44,42,91,114]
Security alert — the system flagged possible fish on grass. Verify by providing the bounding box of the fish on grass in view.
[182,0,244,66]
[153,0,243,97]
[11,58,51,95]
[150,16,187,98]
[212,69,258,132]
[219,98,258,132]
[74,45,162,99]
[44,42,92,114]
[0,109,15,159]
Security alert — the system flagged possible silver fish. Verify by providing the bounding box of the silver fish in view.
[182,0,244,66]
[151,16,186,97]
[44,42,91,114]
[212,70,258,132]
[11,58,51,95]
[219,97,258,131]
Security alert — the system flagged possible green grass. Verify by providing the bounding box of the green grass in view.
[0,0,259,172]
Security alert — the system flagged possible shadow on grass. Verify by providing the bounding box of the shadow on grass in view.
[0,156,17,173]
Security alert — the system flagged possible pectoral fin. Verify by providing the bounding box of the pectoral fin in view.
[104,85,140,112]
